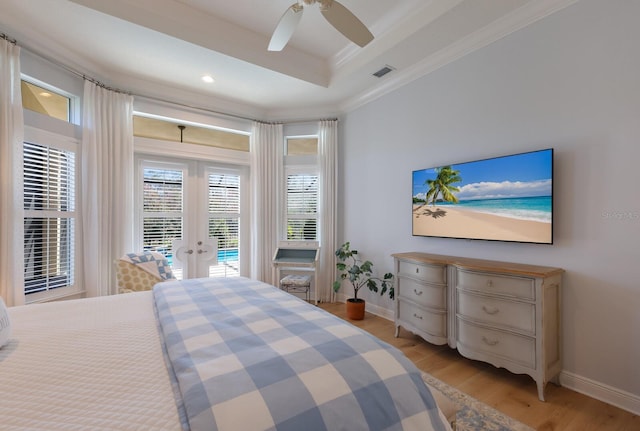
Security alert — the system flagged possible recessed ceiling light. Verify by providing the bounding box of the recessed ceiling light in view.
[201,75,214,83]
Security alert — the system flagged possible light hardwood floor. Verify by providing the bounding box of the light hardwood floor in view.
[319,302,638,431]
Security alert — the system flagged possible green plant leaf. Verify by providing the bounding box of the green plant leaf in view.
[360,261,373,272]
[333,281,341,292]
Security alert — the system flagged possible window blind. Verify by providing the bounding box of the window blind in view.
[286,174,318,240]
[207,173,240,277]
[142,168,184,272]
[23,142,76,294]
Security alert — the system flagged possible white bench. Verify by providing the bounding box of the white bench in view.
[280,274,312,302]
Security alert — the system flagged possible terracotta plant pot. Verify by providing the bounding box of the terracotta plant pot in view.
[345,298,366,320]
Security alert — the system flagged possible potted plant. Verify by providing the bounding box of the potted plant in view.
[333,241,394,320]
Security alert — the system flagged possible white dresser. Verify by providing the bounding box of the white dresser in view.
[394,258,449,345]
[393,252,563,401]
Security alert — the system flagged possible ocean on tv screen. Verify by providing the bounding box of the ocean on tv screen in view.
[435,195,551,223]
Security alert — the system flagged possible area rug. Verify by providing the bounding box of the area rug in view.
[422,373,535,431]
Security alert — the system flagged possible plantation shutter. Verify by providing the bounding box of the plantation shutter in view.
[23,142,76,294]
[207,173,240,277]
[286,173,318,240]
[142,167,184,278]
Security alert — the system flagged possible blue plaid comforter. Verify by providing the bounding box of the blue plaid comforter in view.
[153,277,449,431]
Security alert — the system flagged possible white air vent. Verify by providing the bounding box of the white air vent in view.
[373,65,395,78]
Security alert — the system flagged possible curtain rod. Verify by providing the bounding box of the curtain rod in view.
[3,29,337,126]
[1,32,17,45]
[82,74,131,95]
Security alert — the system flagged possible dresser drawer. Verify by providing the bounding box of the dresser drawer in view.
[456,290,535,334]
[457,269,535,300]
[456,319,535,368]
[398,299,446,337]
[398,261,446,284]
[398,276,446,309]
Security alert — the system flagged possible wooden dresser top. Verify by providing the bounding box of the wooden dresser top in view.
[392,252,564,278]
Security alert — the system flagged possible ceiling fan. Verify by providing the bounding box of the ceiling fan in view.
[268,0,374,51]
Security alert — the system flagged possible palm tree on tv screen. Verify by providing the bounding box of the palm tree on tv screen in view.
[425,165,462,206]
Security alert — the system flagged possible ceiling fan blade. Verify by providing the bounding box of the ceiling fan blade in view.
[268,3,304,51]
[320,0,374,47]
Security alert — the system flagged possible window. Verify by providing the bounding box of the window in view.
[21,80,71,122]
[23,141,76,297]
[286,172,318,240]
[133,115,250,151]
[21,72,80,302]
[284,135,319,241]
[286,137,317,155]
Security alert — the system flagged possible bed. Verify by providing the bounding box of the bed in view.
[1,277,452,431]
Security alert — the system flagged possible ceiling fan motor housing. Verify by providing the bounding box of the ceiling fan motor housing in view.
[271,0,372,51]
[300,0,333,11]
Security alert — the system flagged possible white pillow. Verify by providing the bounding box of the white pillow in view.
[0,297,11,348]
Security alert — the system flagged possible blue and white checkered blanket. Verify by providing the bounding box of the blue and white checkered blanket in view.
[153,277,449,431]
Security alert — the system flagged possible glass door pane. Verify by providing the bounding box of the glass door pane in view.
[205,171,240,277]
[141,165,185,279]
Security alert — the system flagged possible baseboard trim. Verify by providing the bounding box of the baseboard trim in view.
[363,301,394,321]
[331,298,640,416]
[559,371,640,416]
[332,294,395,321]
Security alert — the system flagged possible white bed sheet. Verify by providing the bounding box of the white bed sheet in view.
[1,288,452,431]
[0,291,182,431]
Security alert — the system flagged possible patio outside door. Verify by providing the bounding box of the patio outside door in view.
[136,157,245,279]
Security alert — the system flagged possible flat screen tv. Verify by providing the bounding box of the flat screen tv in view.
[412,148,553,244]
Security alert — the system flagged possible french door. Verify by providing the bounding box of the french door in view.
[135,156,247,279]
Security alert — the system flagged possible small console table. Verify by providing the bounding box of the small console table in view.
[392,252,563,401]
[273,241,319,304]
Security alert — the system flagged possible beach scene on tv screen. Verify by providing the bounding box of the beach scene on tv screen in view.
[412,149,553,243]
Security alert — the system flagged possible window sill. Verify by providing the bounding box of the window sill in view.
[25,287,86,305]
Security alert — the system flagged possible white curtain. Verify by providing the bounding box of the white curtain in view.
[0,39,24,306]
[317,119,338,302]
[81,80,134,297]
[250,121,283,284]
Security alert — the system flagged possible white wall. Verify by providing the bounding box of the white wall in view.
[339,0,640,409]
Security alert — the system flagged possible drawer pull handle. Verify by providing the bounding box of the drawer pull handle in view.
[413,313,423,320]
[482,305,499,315]
[482,336,499,346]
[413,289,423,296]
[416,268,419,274]
[486,280,493,288]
